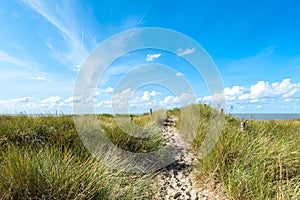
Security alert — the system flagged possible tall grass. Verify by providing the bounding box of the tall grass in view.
[1,106,299,199]
[0,114,158,199]
[172,105,300,199]
[99,114,165,153]
[0,145,154,199]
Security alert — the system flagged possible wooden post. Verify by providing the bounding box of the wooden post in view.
[149,108,152,117]
[130,114,133,123]
[240,121,246,131]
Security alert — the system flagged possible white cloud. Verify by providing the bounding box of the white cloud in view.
[112,88,133,109]
[200,92,225,108]
[65,96,81,103]
[110,89,167,112]
[0,97,32,105]
[159,93,196,108]
[175,72,183,77]
[140,90,161,101]
[146,53,161,62]
[249,99,259,103]
[103,87,113,93]
[141,91,151,101]
[238,94,250,101]
[40,96,62,104]
[177,48,196,56]
[11,97,32,103]
[36,77,46,80]
[202,78,300,105]
[224,86,248,96]
[150,91,161,96]
[2,78,299,114]
[201,96,212,103]
[96,100,112,108]
[178,93,197,105]
[12,97,32,103]
[223,86,249,101]
[159,96,176,107]
[38,96,67,110]
[28,76,46,81]
[248,79,300,100]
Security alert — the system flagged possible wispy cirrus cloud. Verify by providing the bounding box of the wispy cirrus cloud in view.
[0,49,37,69]
[0,50,24,66]
[22,0,89,70]
[0,49,45,82]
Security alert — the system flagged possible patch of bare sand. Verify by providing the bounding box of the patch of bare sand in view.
[154,117,228,200]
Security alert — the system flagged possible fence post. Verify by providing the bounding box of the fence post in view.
[130,114,133,123]
[240,121,246,131]
[149,108,152,118]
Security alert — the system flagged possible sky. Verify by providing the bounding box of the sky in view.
[0,0,300,114]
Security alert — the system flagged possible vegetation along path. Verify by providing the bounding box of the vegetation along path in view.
[155,116,228,200]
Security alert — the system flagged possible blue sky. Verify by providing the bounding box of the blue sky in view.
[0,0,300,114]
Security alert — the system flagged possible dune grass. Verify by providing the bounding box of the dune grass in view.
[0,114,157,199]
[0,106,299,199]
[0,145,154,200]
[98,114,164,153]
[171,104,300,200]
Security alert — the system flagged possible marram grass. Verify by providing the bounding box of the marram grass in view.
[0,107,299,199]
[0,114,157,199]
[0,144,155,200]
[174,105,300,200]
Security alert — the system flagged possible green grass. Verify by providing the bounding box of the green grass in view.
[171,104,300,200]
[0,114,158,199]
[0,145,154,200]
[0,106,299,199]
[98,114,165,153]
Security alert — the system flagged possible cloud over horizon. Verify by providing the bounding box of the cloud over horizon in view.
[1,78,300,114]
[201,79,300,111]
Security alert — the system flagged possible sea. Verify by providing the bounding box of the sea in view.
[232,113,300,120]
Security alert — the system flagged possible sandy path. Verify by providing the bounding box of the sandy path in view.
[154,117,228,200]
